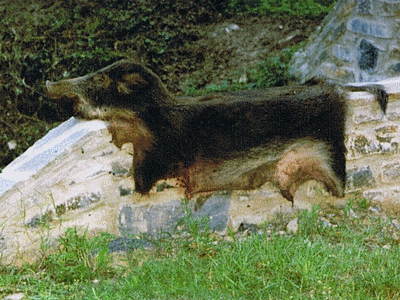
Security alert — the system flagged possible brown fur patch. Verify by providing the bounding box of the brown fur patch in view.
[92,73,113,89]
[123,73,148,85]
[274,140,343,202]
[174,139,343,201]
[174,139,343,202]
[117,82,131,95]
[107,109,155,166]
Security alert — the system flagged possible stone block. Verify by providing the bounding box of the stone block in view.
[358,39,380,71]
[357,0,373,14]
[333,44,356,62]
[346,166,376,191]
[390,62,400,73]
[378,0,400,16]
[348,18,392,38]
[347,134,379,156]
[118,199,186,237]
[314,50,329,66]
[363,186,400,202]
[316,19,338,42]
[346,130,399,158]
[382,161,400,182]
[313,62,356,82]
[118,194,231,237]
[388,107,400,121]
[351,110,385,124]
[192,194,231,232]
[338,66,357,82]
[375,124,399,142]
[330,22,347,40]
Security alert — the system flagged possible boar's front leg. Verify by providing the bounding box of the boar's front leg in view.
[107,112,158,192]
[132,146,177,194]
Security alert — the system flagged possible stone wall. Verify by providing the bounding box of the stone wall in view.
[347,90,400,203]
[290,0,400,83]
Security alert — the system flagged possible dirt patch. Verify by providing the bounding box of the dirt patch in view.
[180,15,320,91]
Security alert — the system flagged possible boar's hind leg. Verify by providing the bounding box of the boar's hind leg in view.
[274,140,344,203]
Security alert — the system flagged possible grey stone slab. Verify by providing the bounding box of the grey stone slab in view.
[117,194,232,238]
[378,0,400,16]
[192,194,231,232]
[0,117,107,196]
[357,0,373,14]
[358,39,380,71]
[348,18,392,38]
[333,44,356,62]
[382,161,400,182]
[346,166,376,190]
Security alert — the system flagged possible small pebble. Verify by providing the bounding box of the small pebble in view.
[391,219,400,229]
[287,218,298,234]
[368,206,382,213]
[4,293,25,300]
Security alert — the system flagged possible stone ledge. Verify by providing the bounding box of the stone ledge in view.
[363,186,400,203]
[0,117,108,196]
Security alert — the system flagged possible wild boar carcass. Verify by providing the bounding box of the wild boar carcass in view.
[46,59,387,203]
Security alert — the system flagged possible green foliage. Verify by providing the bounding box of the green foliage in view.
[176,203,211,238]
[298,206,321,238]
[247,47,296,88]
[38,228,115,284]
[187,45,299,95]
[229,0,336,17]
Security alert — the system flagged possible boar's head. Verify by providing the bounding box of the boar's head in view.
[46,59,175,118]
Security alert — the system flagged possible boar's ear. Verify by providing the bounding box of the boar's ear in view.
[117,73,148,94]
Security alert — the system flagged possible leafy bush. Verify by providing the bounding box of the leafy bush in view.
[248,47,297,88]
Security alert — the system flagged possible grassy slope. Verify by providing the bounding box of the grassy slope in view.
[2,201,400,299]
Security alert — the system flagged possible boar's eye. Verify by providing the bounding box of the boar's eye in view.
[123,73,147,85]
[117,73,148,95]
[92,74,113,89]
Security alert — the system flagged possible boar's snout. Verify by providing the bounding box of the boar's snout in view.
[46,80,66,99]
[46,80,56,95]
[46,79,82,99]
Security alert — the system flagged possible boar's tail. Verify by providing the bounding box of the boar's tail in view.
[345,84,388,114]
[305,77,388,114]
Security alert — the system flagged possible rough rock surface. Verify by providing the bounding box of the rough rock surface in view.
[290,0,400,83]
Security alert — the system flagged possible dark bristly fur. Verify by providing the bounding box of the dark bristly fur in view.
[46,59,388,203]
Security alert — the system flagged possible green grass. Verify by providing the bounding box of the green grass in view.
[1,196,400,299]
[229,0,336,17]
